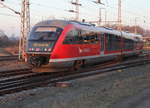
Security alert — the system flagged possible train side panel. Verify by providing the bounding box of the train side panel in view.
[50,25,100,63]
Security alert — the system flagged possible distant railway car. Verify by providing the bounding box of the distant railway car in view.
[25,20,143,69]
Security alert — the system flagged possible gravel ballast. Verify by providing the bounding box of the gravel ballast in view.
[0,64,150,108]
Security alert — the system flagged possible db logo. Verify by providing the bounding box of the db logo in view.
[79,48,91,53]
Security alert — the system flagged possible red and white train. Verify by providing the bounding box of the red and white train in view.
[25,20,143,69]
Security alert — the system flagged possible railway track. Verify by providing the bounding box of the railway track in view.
[0,55,150,96]
[0,68,32,78]
[0,55,18,61]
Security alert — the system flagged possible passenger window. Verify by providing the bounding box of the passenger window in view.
[81,31,99,44]
[63,29,99,44]
[106,33,121,51]
[124,39,134,50]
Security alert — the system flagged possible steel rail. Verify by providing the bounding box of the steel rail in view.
[0,55,18,61]
[0,56,150,96]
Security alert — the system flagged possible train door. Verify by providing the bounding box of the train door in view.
[100,34,105,55]
[120,32,124,55]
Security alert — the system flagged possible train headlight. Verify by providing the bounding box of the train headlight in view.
[44,48,48,51]
[32,48,35,51]
[29,48,32,51]
[48,48,51,51]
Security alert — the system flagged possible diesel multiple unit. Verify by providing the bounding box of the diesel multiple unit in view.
[25,20,143,69]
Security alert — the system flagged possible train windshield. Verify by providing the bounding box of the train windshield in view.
[29,27,62,41]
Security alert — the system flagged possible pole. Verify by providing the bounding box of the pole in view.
[0,0,30,61]
[143,16,146,36]
[134,17,137,34]
[98,8,106,26]
[19,0,30,61]
[98,8,102,26]
[75,0,79,21]
[19,0,25,60]
[104,9,107,25]
[0,1,22,60]
[118,0,122,30]
[70,0,81,21]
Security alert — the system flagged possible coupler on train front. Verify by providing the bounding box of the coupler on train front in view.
[27,55,50,67]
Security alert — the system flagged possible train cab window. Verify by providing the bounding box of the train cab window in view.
[29,27,62,41]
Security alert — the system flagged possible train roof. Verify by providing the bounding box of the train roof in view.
[72,21,143,41]
[35,20,71,28]
[35,20,143,41]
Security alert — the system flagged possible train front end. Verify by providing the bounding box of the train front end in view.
[26,24,63,67]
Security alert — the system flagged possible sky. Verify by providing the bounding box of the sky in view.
[0,0,150,37]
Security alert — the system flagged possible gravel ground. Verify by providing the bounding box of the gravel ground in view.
[0,61,30,72]
[0,63,150,108]
[0,48,12,56]
[0,48,29,71]
[110,88,150,108]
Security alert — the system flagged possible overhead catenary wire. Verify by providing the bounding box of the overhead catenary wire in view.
[1,0,149,19]
[0,2,20,15]
[0,0,149,28]
[30,2,99,19]
[8,0,148,23]
[0,12,19,17]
